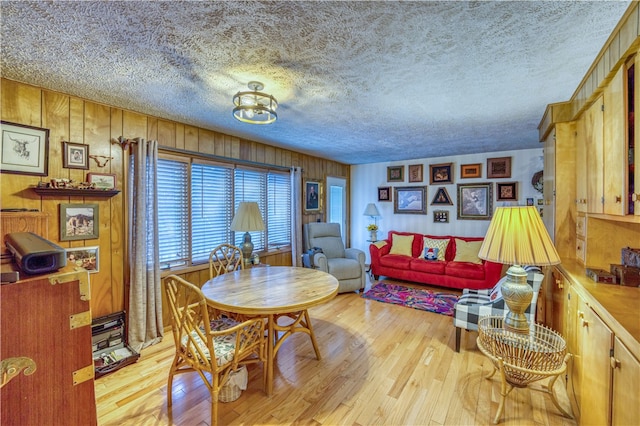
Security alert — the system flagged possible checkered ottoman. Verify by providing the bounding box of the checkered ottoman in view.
[453,267,543,352]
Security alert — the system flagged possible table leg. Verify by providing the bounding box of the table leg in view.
[266,314,275,397]
[304,310,322,360]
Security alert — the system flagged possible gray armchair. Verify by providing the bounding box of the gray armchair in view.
[303,222,366,293]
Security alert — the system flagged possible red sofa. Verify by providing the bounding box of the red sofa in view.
[369,231,503,290]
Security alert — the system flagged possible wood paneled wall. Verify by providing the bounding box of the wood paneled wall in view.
[0,78,349,319]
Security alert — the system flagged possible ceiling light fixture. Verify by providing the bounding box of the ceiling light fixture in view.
[232,81,278,124]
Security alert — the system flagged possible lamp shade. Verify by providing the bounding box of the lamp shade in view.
[363,203,381,217]
[478,206,560,266]
[230,202,265,232]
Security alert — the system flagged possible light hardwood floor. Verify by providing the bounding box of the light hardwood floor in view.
[95,279,576,426]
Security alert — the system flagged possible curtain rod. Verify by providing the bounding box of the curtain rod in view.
[160,145,292,172]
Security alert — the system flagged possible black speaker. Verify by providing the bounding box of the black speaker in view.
[5,232,67,274]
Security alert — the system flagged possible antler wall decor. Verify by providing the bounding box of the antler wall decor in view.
[88,155,114,167]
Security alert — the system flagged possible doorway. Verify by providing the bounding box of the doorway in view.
[326,176,347,243]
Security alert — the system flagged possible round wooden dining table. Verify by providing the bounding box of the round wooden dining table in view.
[200,266,339,396]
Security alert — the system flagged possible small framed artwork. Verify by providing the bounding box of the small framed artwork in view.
[526,197,534,206]
[457,183,493,220]
[460,163,482,179]
[433,210,449,223]
[66,246,99,273]
[88,173,117,189]
[378,186,392,202]
[408,164,423,183]
[431,187,453,205]
[394,186,427,214]
[429,162,453,184]
[537,198,544,206]
[387,166,404,182]
[304,179,323,214]
[60,203,99,241]
[496,182,518,201]
[1,121,49,176]
[63,141,90,170]
[487,156,512,178]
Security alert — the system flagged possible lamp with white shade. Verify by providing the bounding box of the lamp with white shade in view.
[477,206,560,334]
[230,201,265,265]
[363,203,381,241]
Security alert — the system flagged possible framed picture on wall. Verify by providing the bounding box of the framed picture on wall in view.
[433,210,449,223]
[394,186,427,214]
[387,165,404,182]
[304,179,323,214]
[487,156,511,178]
[408,164,423,182]
[66,246,99,273]
[496,182,518,201]
[431,187,453,205]
[378,186,391,202]
[60,203,99,241]
[0,121,49,176]
[88,173,117,189]
[429,162,453,184]
[63,141,90,170]
[460,163,482,179]
[457,183,493,220]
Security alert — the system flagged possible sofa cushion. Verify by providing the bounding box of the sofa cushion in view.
[453,238,483,264]
[389,234,414,257]
[380,254,413,269]
[423,237,449,261]
[410,258,446,274]
[446,261,486,279]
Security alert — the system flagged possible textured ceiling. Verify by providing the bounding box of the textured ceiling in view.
[0,1,631,164]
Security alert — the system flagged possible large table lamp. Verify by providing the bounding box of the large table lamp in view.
[230,201,265,265]
[478,206,560,334]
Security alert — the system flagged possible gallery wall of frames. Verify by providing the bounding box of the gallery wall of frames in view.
[351,148,544,261]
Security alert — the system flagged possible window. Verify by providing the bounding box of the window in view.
[156,154,291,269]
[156,157,189,268]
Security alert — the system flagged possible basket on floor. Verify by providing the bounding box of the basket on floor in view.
[218,365,247,402]
[477,315,567,387]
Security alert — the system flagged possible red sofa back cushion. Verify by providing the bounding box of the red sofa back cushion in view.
[387,231,485,262]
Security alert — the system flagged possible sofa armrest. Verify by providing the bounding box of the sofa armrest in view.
[312,252,329,272]
[345,247,366,266]
[483,260,504,286]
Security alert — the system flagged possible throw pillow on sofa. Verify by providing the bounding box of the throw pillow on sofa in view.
[453,238,483,264]
[389,234,414,256]
[423,237,449,261]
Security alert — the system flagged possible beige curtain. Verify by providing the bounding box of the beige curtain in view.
[291,167,303,266]
[128,138,163,352]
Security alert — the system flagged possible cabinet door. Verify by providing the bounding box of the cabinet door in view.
[603,66,627,215]
[611,337,640,425]
[543,129,556,239]
[576,114,588,213]
[578,297,613,426]
[586,96,605,214]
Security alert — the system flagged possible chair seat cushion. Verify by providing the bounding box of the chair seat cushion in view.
[328,257,362,280]
[181,317,239,367]
[410,258,446,274]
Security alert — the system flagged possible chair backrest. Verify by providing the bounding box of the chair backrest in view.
[163,275,217,372]
[303,222,346,259]
[209,243,244,279]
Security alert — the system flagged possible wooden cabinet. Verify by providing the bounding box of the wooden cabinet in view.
[551,264,640,426]
[611,337,640,425]
[584,95,605,214]
[0,266,97,426]
[603,66,627,216]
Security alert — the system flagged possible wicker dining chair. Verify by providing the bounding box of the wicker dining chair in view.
[209,243,245,279]
[163,275,266,426]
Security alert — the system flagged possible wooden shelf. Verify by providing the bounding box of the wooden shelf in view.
[31,187,121,197]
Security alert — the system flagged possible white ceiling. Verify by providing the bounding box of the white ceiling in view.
[0,1,631,165]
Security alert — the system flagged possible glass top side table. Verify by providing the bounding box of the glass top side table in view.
[476,316,573,424]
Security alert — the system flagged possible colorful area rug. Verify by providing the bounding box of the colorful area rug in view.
[362,282,458,316]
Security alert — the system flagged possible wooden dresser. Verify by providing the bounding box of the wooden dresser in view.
[1,265,97,425]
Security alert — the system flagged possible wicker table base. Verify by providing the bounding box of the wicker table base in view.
[476,316,573,424]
